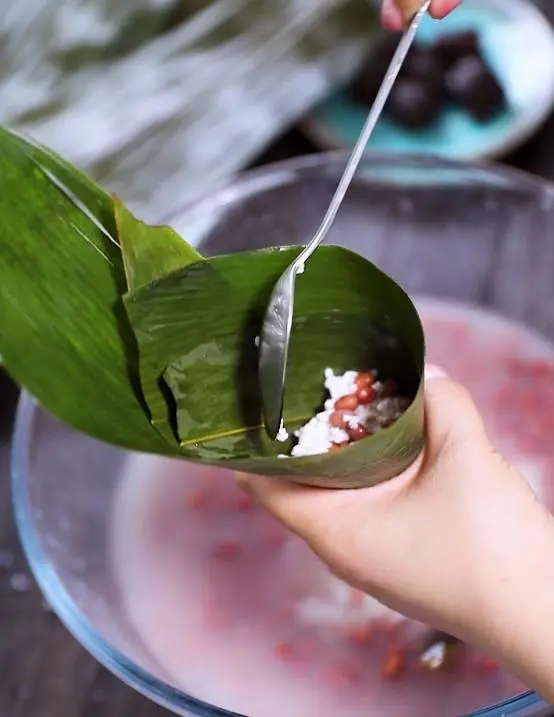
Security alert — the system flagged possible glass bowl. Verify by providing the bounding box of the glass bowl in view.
[11,152,554,717]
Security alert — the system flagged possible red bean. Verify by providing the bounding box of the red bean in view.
[235,494,254,511]
[517,391,539,411]
[322,663,360,686]
[531,359,551,378]
[476,656,499,674]
[346,624,373,646]
[348,424,370,441]
[212,541,242,561]
[382,648,405,680]
[355,372,374,389]
[356,386,376,405]
[187,490,209,510]
[335,394,358,411]
[329,410,349,428]
[274,642,294,661]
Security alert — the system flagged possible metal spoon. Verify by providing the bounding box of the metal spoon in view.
[418,631,462,670]
[259,0,432,440]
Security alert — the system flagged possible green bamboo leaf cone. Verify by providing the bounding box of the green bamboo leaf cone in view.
[0,126,425,488]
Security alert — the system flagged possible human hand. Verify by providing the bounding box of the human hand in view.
[237,366,554,698]
[382,0,462,30]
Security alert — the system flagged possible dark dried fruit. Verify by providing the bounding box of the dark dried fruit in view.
[433,30,480,69]
[348,29,506,132]
[445,55,506,121]
[387,78,442,129]
[403,48,445,92]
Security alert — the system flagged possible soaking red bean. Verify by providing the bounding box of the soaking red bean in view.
[356,386,377,405]
[334,394,359,412]
[355,372,375,389]
[348,424,370,442]
[330,411,349,429]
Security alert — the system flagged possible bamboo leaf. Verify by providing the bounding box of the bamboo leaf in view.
[124,260,228,447]
[114,197,203,291]
[0,127,173,455]
[0,126,425,489]
[125,245,425,487]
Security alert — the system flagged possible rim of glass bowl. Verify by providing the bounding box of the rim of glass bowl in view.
[11,150,554,717]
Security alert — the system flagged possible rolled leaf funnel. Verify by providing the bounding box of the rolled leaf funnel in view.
[0,127,425,488]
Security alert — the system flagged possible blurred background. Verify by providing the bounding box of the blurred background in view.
[1,0,554,715]
[0,0,377,221]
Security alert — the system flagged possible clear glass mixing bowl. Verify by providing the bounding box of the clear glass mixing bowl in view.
[11,152,554,717]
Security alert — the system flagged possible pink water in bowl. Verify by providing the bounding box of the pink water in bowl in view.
[111,298,554,716]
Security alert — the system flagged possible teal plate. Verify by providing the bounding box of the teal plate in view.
[305,0,554,160]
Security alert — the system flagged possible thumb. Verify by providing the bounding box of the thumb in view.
[382,0,421,28]
[423,364,490,460]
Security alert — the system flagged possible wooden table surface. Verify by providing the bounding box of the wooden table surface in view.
[2,3,554,714]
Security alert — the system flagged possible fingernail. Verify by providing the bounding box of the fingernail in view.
[430,0,461,19]
[425,363,449,381]
[381,0,405,30]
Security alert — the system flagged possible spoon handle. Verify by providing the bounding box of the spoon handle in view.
[293,0,431,270]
